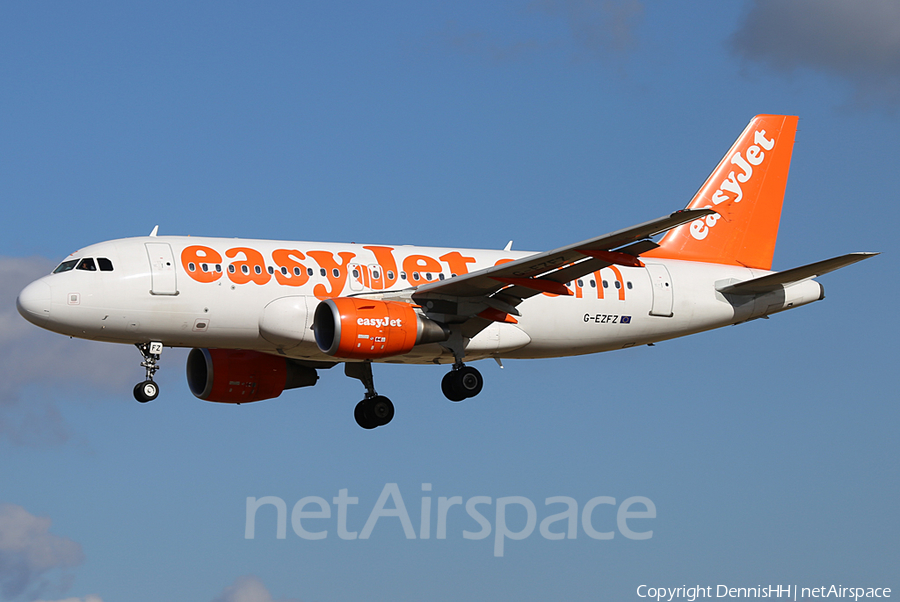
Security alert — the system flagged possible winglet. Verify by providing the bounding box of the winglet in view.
[149,225,159,237]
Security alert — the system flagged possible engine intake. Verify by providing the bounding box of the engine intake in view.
[186,348,318,403]
[314,298,449,359]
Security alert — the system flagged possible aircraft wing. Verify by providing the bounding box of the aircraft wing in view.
[408,208,714,323]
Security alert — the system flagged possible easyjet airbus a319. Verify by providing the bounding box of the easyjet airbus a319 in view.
[17,115,876,428]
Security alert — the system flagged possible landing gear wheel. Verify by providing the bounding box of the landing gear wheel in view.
[442,371,467,402]
[456,366,483,398]
[369,395,395,426]
[354,400,377,429]
[134,380,159,403]
[355,396,395,429]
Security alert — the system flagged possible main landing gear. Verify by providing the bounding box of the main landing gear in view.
[343,359,483,429]
[440,330,484,402]
[345,361,394,430]
[441,364,484,402]
[133,341,163,403]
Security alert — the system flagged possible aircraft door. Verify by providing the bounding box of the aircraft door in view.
[145,242,178,295]
[348,264,365,292]
[646,263,673,317]
[368,264,383,290]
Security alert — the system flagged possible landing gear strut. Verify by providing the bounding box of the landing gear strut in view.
[441,364,483,402]
[134,341,163,403]
[345,361,394,429]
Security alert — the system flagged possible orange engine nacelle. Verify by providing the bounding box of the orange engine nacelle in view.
[186,348,318,403]
[314,298,449,359]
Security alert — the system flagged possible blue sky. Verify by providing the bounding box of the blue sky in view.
[1,1,897,601]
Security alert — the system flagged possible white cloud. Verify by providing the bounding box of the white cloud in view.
[0,504,84,601]
[731,0,900,108]
[211,575,301,602]
[0,257,135,446]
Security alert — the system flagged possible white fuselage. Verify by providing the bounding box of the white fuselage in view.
[16,235,824,365]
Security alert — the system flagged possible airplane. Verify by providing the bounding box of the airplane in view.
[16,115,876,429]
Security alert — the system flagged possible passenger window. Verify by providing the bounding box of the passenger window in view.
[627,281,633,289]
[307,268,314,276]
[320,269,326,277]
[615,281,621,289]
[589,280,596,288]
[76,258,97,271]
[97,258,114,271]
[602,280,608,288]
[53,259,78,273]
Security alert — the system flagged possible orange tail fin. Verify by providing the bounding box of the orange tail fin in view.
[644,115,798,270]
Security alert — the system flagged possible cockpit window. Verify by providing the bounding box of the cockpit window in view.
[76,258,97,271]
[53,259,78,273]
[97,257,114,271]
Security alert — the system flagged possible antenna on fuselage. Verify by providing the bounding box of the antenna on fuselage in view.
[504,241,513,251]
[149,225,159,237]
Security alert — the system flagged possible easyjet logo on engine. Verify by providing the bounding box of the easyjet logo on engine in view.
[690,129,776,241]
[358,317,403,328]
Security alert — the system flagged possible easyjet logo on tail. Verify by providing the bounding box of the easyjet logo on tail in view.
[690,129,776,241]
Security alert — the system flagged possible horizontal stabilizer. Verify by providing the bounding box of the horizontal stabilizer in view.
[717,252,878,295]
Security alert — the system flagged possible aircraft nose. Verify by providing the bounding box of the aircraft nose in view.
[16,280,52,325]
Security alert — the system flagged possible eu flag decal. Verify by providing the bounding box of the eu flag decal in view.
[621,316,632,324]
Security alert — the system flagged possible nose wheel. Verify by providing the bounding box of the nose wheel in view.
[442,365,483,401]
[134,342,163,403]
[134,380,159,403]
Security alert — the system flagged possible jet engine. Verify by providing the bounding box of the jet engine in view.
[186,348,318,403]
[313,298,449,359]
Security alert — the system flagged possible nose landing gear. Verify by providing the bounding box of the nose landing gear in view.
[134,342,163,403]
